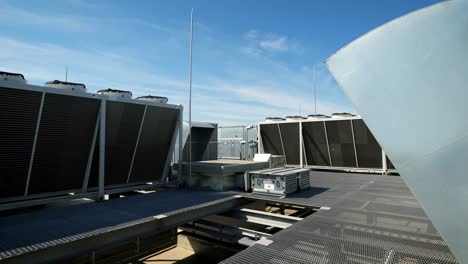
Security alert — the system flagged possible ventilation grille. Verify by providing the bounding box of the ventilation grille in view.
[129,106,179,183]
[104,101,145,186]
[325,120,356,167]
[302,121,330,166]
[279,123,300,165]
[28,94,100,194]
[0,87,42,198]
[259,124,283,155]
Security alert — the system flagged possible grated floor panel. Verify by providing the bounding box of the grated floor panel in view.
[226,171,459,264]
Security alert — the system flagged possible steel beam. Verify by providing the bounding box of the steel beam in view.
[228,208,302,229]
[126,105,147,183]
[83,107,101,192]
[323,121,333,166]
[98,98,106,201]
[277,124,287,164]
[24,91,46,196]
[350,120,359,167]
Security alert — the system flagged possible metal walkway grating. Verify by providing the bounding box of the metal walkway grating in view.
[226,172,459,263]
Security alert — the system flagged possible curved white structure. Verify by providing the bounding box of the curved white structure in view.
[326,0,468,262]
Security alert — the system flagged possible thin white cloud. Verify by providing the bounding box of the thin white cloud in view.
[243,30,302,55]
[0,5,94,32]
[259,36,289,52]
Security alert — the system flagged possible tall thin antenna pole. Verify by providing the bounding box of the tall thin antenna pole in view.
[313,67,317,114]
[65,67,68,82]
[188,8,194,189]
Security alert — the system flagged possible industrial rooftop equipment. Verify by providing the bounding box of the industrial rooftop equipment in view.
[250,167,310,197]
[257,115,396,174]
[0,72,183,209]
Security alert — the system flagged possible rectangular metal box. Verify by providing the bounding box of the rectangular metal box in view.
[250,167,310,196]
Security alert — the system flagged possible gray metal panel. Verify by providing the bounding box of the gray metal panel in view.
[326,0,468,262]
[28,93,100,194]
[0,87,42,198]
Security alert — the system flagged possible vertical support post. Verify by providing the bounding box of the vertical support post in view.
[277,123,287,164]
[98,98,106,201]
[178,106,183,186]
[188,8,194,189]
[127,105,147,183]
[350,120,359,168]
[323,121,333,166]
[299,121,303,168]
[25,91,45,196]
[82,107,101,192]
[382,149,388,175]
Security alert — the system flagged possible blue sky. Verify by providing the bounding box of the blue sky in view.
[0,0,440,125]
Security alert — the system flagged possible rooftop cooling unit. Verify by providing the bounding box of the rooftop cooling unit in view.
[136,95,168,104]
[0,71,26,85]
[331,112,355,118]
[44,80,86,93]
[285,116,306,121]
[307,114,330,119]
[265,117,285,122]
[97,88,132,99]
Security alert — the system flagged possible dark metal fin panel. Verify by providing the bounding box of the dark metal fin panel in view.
[387,155,396,170]
[302,121,331,166]
[326,120,356,167]
[103,101,145,185]
[353,119,382,168]
[259,124,283,155]
[0,87,42,198]
[28,94,100,194]
[279,123,300,165]
[129,106,179,183]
